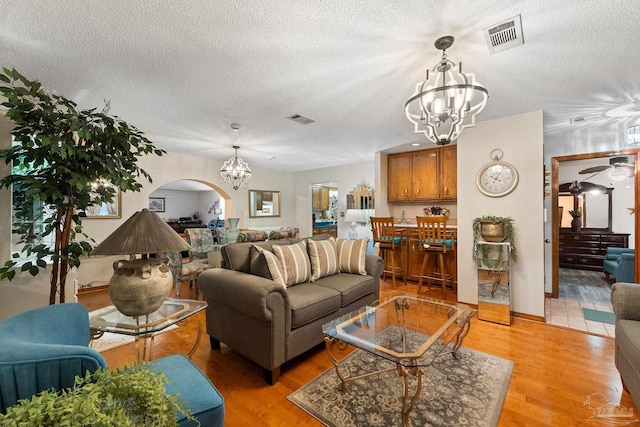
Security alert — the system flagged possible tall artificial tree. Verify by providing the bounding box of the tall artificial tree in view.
[0,68,165,304]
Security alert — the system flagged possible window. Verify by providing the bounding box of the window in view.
[10,138,54,258]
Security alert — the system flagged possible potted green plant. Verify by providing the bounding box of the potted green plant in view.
[0,68,165,304]
[0,364,197,426]
[472,215,517,267]
[569,209,582,232]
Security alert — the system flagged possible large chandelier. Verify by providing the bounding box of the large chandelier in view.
[405,36,489,145]
[220,124,252,190]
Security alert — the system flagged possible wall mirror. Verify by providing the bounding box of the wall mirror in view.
[558,181,612,231]
[249,189,280,218]
[347,183,374,209]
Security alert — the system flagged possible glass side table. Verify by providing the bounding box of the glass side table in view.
[323,295,475,426]
[89,298,208,362]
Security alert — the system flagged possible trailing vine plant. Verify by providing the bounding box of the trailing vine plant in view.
[472,215,517,267]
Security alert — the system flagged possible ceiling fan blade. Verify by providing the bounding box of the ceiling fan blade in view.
[578,165,610,174]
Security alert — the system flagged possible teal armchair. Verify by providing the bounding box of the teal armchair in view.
[0,303,225,426]
[604,247,635,283]
[0,303,106,413]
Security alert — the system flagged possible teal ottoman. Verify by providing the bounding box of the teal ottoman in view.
[149,355,224,426]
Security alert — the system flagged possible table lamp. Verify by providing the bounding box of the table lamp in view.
[92,208,192,317]
[344,209,375,239]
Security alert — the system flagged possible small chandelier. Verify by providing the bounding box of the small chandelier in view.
[569,180,583,194]
[220,124,252,190]
[405,36,489,145]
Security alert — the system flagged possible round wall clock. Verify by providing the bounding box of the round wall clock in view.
[476,149,519,197]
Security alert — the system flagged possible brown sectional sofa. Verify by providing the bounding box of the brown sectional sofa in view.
[197,236,383,384]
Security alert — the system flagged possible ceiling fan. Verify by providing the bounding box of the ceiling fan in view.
[578,156,635,181]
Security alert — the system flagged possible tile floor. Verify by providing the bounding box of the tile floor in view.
[546,296,615,338]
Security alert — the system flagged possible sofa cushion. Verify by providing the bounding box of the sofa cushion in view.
[222,240,294,272]
[252,246,286,287]
[336,238,368,275]
[237,230,269,242]
[223,241,272,272]
[287,283,341,329]
[272,240,312,286]
[269,227,299,240]
[313,272,375,307]
[307,237,339,281]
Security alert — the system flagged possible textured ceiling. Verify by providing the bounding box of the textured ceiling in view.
[2,1,640,172]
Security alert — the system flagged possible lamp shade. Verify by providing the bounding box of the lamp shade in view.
[92,208,191,255]
[344,209,375,224]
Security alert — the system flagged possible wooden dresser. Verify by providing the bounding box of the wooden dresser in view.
[559,230,630,271]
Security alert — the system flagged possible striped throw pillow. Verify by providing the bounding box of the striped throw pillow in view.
[253,246,286,288]
[336,238,368,275]
[307,237,339,281]
[272,240,312,286]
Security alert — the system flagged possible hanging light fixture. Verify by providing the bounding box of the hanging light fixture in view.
[220,123,252,190]
[569,180,583,194]
[405,36,489,145]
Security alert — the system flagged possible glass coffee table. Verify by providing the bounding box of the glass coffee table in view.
[89,298,208,362]
[322,295,476,426]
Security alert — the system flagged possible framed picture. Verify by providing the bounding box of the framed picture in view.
[149,197,165,212]
[83,183,122,219]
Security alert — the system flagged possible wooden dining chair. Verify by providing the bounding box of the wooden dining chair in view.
[415,216,456,297]
[370,216,407,289]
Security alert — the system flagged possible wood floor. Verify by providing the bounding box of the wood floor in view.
[81,280,637,426]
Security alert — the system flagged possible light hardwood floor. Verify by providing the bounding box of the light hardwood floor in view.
[82,280,637,426]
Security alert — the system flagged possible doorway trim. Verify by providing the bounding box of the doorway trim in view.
[550,148,640,298]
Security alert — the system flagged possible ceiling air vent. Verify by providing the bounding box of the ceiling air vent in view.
[287,114,316,125]
[483,14,524,54]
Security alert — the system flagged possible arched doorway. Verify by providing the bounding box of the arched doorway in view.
[149,179,233,233]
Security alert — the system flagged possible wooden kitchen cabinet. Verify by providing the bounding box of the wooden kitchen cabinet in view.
[312,187,321,210]
[312,186,331,211]
[390,226,457,286]
[321,187,330,210]
[387,146,456,202]
[439,145,457,200]
[387,153,412,201]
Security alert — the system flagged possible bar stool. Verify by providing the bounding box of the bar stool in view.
[371,216,408,289]
[416,216,455,297]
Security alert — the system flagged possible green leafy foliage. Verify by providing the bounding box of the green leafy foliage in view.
[0,68,165,303]
[568,209,582,218]
[471,215,517,264]
[0,364,198,426]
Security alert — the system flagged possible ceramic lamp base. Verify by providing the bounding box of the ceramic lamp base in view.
[108,258,173,317]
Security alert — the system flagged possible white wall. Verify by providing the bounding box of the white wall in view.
[149,189,200,221]
[457,111,545,318]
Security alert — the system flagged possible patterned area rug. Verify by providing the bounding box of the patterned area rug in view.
[288,334,513,427]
